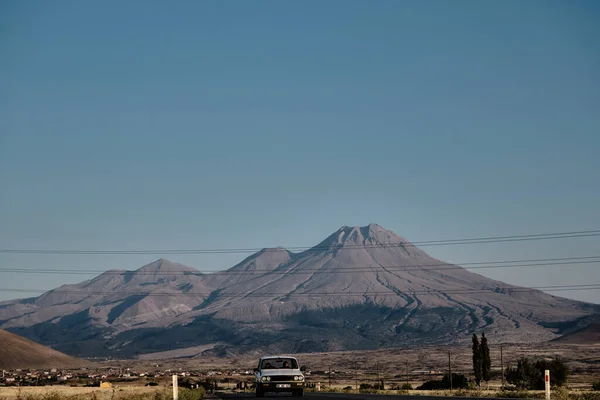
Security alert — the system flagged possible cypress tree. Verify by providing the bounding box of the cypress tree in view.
[481,332,491,383]
[472,333,482,386]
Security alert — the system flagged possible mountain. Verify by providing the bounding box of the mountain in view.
[0,329,90,369]
[1,259,212,329]
[0,224,598,357]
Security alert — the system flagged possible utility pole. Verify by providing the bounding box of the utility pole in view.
[328,366,331,388]
[448,352,452,390]
[405,361,409,387]
[355,362,358,390]
[500,346,504,386]
[376,362,380,390]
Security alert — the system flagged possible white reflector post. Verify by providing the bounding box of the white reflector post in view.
[545,370,550,400]
[173,374,179,400]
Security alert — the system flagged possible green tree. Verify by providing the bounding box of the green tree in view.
[481,332,491,383]
[472,333,482,386]
[505,357,569,389]
[541,358,569,388]
[506,357,538,389]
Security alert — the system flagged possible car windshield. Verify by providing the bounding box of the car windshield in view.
[261,358,298,369]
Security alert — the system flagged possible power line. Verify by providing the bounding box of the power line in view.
[1,229,599,255]
[0,256,598,275]
[0,284,598,298]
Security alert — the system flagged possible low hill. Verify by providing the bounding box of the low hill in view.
[554,322,600,344]
[0,329,90,369]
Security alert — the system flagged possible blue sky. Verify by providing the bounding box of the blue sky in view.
[1,0,599,303]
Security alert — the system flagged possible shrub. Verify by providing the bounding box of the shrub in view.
[418,380,446,390]
[497,390,545,399]
[593,382,600,391]
[359,383,375,390]
[417,373,469,390]
[195,380,217,391]
[179,387,206,400]
[553,387,570,400]
[442,373,470,389]
[358,383,380,394]
[401,382,413,390]
[571,393,600,400]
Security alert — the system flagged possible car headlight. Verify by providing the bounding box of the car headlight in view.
[261,376,271,382]
[294,376,304,381]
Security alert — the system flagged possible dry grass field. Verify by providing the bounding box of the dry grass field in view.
[0,386,159,400]
[0,386,203,400]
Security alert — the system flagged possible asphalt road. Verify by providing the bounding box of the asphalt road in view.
[215,392,527,400]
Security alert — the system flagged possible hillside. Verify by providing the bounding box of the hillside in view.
[0,329,89,369]
[554,322,600,344]
[0,224,598,357]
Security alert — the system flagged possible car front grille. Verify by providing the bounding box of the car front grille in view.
[268,375,295,382]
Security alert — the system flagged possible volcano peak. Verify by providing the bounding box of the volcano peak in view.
[318,223,408,248]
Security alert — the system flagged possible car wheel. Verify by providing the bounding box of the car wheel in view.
[256,388,264,397]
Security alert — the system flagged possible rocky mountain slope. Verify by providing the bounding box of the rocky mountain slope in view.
[0,224,598,357]
[0,329,90,369]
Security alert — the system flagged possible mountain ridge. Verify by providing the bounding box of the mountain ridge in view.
[1,224,598,357]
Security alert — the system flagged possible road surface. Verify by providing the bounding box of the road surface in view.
[214,392,529,400]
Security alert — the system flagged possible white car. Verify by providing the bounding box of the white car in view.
[254,355,305,397]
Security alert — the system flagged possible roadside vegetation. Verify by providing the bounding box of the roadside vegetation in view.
[505,357,569,390]
[0,387,205,400]
[305,386,600,399]
[300,333,598,399]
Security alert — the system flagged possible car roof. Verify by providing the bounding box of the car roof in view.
[260,355,297,360]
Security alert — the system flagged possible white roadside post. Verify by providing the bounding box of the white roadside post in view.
[545,370,550,400]
[173,374,179,400]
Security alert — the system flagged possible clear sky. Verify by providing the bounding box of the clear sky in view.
[1,0,599,303]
